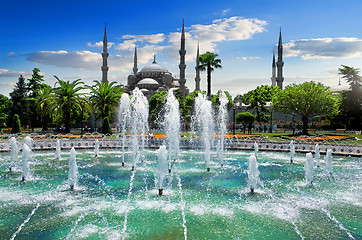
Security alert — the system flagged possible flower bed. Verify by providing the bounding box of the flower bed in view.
[288,135,353,142]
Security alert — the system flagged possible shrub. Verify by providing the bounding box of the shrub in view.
[102,117,112,134]
[11,114,21,133]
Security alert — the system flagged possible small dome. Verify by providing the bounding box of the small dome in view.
[330,84,349,92]
[140,63,168,73]
[137,78,159,85]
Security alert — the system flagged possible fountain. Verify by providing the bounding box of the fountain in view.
[95,139,99,157]
[247,154,260,193]
[325,149,333,176]
[24,136,33,149]
[248,154,260,193]
[21,144,31,182]
[315,143,320,167]
[193,93,213,172]
[68,147,78,190]
[254,142,258,158]
[119,93,131,167]
[163,89,180,173]
[156,145,168,195]
[9,137,19,172]
[0,97,360,239]
[289,140,295,163]
[217,92,228,167]
[129,88,149,171]
[55,140,61,160]
[304,152,314,186]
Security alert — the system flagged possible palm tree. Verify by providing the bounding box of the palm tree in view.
[36,84,53,131]
[87,80,123,124]
[53,76,84,133]
[197,51,222,99]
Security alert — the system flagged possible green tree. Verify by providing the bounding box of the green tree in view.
[52,76,84,133]
[197,52,222,99]
[210,90,234,110]
[0,94,10,130]
[87,80,123,125]
[179,90,202,123]
[37,84,53,131]
[27,68,45,131]
[102,117,112,134]
[149,91,168,126]
[11,114,21,134]
[338,65,362,129]
[242,85,280,122]
[9,75,29,128]
[235,112,255,134]
[273,81,340,135]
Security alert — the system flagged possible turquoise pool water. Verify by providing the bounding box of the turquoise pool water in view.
[0,149,360,239]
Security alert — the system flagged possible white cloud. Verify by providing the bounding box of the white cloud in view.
[25,50,101,70]
[0,69,28,77]
[87,41,114,48]
[117,16,267,67]
[7,52,15,58]
[221,9,231,16]
[284,37,362,59]
[23,17,268,75]
[122,33,165,44]
[241,56,261,61]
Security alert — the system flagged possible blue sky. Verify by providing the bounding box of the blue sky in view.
[1,0,362,97]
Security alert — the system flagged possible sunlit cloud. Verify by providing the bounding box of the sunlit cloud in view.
[221,8,231,16]
[87,41,114,48]
[284,37,362,59]
[25,50,101,70]
[0,69,28,77]
[24,16,268,75]
[7,52,15,58]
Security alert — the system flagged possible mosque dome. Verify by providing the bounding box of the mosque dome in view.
[140,62,169,73]
[137,78,159,85]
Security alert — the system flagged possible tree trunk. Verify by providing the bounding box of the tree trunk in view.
[302,115,309,135]
[207,63,211,99]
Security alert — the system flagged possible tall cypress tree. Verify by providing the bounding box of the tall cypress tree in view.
[27,68,45,131]
[9,75,29,128]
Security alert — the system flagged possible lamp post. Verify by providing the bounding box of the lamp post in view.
[80,100,85,138]
[233,102,240,136]
[233,106,236,136]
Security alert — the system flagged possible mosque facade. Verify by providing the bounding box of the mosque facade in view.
[101,22,192,99]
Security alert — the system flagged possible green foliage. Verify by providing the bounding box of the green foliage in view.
[87,80,124,120]
[149,91,167,125]
[180,90,202,122]
[338,65,362,129]
[235,112,255,133]
[37,84,53,131]
[52,76,85,133]
[210,90,233,109]
[0,94,10,129]
[197,52,222,98]
[11,114,21,133]
[9,75,29,127]
[235,112,255,125]
[273,81,340,135]
[242,85,280,122]
[102,117,112,134]
[27,68,46,130]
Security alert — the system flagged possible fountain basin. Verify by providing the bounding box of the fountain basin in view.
[0,148,360,239]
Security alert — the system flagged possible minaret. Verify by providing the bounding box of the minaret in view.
[178,19,186,95]
[276,28,284,89]
[195,43,201,91]
[271,51,276,86]
[101,24,109,83]
[133,47,138,75]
